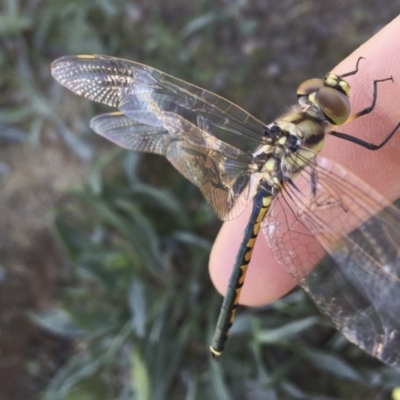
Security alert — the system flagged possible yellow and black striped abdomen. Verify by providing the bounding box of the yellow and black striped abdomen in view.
[210,190,273,359]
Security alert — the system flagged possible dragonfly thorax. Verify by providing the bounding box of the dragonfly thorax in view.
[253,71,353,189]
[253,109,326,189]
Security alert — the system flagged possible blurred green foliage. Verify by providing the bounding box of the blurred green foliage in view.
[42,152,400,400]
[2,0,400,399]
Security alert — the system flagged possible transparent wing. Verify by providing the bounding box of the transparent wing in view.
[51,55,266,220]
[89,111,251,220]
[90,112,170,155]
[51,55,265,149]
[263,154,400,369]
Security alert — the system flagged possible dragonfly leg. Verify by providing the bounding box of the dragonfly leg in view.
[351,77,394,120]
[339,56,365,78]
[329,76,398,150]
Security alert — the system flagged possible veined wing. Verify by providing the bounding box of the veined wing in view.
[50,55,265,149]
[264,154,400,368]
[51,55,267,220]
[90,111,252,219]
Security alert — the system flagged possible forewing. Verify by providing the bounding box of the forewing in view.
[264,155,400,369]
[51,55,265,152]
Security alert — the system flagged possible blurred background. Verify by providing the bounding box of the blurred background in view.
[1,1,400,399]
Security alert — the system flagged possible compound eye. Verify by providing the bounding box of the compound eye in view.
[297,78,324,97]
[316,87,350,125]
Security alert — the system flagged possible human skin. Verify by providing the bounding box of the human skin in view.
[209,15,400,306]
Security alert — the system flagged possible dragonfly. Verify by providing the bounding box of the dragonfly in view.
[51,54,400,369]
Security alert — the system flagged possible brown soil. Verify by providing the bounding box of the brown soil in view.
[0,138,86,399]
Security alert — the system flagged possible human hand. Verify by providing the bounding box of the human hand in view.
[209,15,400,306]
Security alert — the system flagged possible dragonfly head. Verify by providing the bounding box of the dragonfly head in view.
[297,74,351,126]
